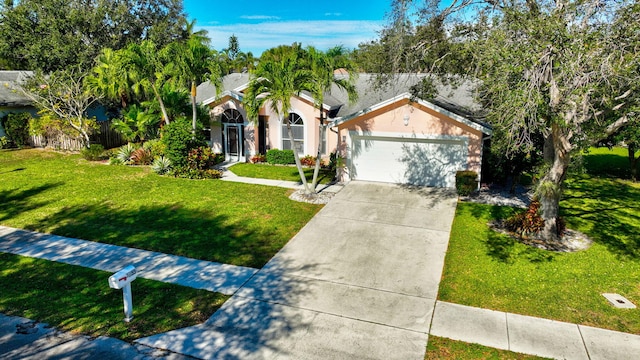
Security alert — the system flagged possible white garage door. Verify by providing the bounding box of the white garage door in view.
[349,134,468,188]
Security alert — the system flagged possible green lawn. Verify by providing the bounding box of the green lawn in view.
[0,149,322,268]
[230,162,335,184]
[440,149,640,334]
[425,336,550,359]
[0,253,228,342]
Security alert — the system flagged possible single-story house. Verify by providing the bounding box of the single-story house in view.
[196,73,492,188]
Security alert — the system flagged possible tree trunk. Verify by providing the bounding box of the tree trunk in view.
[538,124,571,242]
[152,83,170,125]
[628,143,638,182]
[191,81,197,138]
[310,111,324,191]
[285,117,311,194]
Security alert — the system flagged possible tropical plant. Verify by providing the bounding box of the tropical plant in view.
[244,44,315,194]
[151,156,172,174]
[111,105,159,143]
[166,21,222,134]
[116,143,137,164]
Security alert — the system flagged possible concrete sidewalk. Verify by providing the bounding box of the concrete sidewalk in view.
[431,301,640,360]
[0,226,256,295]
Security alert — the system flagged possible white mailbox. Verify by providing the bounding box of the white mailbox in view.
[108,265,137,289]
[108,265,137,322]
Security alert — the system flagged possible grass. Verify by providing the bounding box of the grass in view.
[0,149,322,268]
[440,148,640,334]
[0,252,228,342]
[230,162,335,184]
[425,336,550,359]
[582,146,635,179]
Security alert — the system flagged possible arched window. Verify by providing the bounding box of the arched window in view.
[282,113,304,154]
[221,109,243,123]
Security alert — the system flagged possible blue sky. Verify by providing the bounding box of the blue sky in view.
[183,0,392,55]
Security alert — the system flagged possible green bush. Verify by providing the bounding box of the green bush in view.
[161,117,205,168]
[266,149,295,165]
[142,139,165,158]
[2,112,31,148]
[0,136,10,149]
[80,144,106,161]
[455,170,478,196]
[187,146,223,170]
[170,166,223,179]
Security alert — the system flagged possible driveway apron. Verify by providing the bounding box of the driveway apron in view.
[137,181,458,359]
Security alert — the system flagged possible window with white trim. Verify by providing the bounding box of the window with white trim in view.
[282,113,304,154]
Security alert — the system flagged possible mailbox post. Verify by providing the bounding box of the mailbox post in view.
[108,265,138,322]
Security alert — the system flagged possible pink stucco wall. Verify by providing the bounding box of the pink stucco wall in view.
[336,100,484,174]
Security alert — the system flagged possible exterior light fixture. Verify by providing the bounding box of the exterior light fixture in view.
[403,115,410,126]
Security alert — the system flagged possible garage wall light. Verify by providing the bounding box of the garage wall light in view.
[403,115,410,126]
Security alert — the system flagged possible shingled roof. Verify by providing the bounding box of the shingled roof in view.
[196,72,488,128]
[0,71,33,107]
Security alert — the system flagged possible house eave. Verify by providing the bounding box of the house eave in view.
[201,90,244,106]
[329,92,492,135]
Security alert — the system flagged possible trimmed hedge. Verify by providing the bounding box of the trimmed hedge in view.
[266,149,295,165]
[455,170,478,196]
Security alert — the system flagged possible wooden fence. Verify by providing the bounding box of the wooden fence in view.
[28,121,126,151]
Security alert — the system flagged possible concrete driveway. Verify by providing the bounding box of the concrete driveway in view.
[137,181,458,359]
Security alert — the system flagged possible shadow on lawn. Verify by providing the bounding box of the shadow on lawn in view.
[0,183,62,222]
[23,202,280,268]
[562,176,640,260]
[465,203,555,264]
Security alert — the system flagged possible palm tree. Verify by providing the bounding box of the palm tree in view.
[167,24,222,135]
[307,45,358,191]
[244,44,316,194]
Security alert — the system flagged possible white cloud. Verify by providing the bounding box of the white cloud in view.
[200,20,383,55]
[240,15,281,20]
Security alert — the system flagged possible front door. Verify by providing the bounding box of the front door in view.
[224,124,243,161]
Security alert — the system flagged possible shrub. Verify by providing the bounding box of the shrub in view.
[170,166,223,179]
[455,170,478,196]
[187,146,222,170]
[0,136,10,149]
[116,143,137,164]
[325,152,343,172]
[80,144,106,161]
[161,117,205,168]
[2,112,31,148]
[152,156,172,175]
[300,155,316,167]
[142,139,165,158]
[251,154,266,163]
[266,149,295,165]
[504,200,545,237]
[130,147,153,165]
